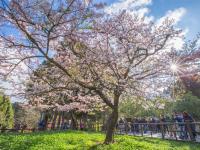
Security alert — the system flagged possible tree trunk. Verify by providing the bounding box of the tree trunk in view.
[60,112,65,129]
[51,111,58,129]
[71,111,78,130]
[44,113,49,130]
[104,107,118,144]
[104,90,120,144]
[57,112,62,129]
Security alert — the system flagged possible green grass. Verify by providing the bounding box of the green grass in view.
[0,131,200,150]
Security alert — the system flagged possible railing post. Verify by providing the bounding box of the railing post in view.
[149,123,152,137]
[186,121,194,141]
[141,124,144,136]
[174,123,177,141]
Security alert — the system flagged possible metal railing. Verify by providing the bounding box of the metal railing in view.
[1,122,200,142]
[115,122,200,142]
[0,128,36,133]
[0,122,103,133]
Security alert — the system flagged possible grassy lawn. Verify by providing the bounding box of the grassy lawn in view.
[0,131,200,150]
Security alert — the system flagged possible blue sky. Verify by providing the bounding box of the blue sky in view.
[96,0,200,40]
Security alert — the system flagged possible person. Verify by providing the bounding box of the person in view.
[14,123,21,132]
[63,121,67,130]
[38,120,45,130]
[80,122,84,130]
[131,118,135,133]
[160,115,168,135]
[124,119,130,134]
[151,117,157,133]
[141,117,148,134]
[148,117,155,133]
[183,112,196,141]
[174,112,185,139]
[134,118,140,133]
[169,113,177,139]
[154,117,160,133]
[21,124,27,133]
[118,118,125,133]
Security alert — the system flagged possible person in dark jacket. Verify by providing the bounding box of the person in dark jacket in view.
[160,115,168,135]
[183,112,196,141]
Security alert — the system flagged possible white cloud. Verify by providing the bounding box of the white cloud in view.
[167,28,189,50]
[105,0,153,23]
[0,44,30,102]
[105,0,152,15]
[136,7,149,17]
[156,7,187,26]
[105,0,187,51]
[105,0,186,26]
[155,8,187,51]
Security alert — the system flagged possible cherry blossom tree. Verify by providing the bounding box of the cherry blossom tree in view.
[27,61,102,110]
[0,0,179,143]
[25,61,105,130]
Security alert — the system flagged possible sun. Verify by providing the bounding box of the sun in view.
[170,64,178,72]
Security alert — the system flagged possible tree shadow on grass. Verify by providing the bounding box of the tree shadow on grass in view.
[120,135,200,150]
[88,143,105,150]
[167,140,200,150]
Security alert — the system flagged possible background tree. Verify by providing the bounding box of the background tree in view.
[0,92,14,130]
[119,95,173,118]
[119,95,146,118]
[173,92,200,120]
[13,102,40,129]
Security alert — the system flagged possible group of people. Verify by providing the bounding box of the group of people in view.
[13,123,28,132]
[160,111,196,141]
[117,111,197,141]
[38,120,71,130]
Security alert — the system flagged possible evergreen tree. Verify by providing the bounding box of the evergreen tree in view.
[0,92,14,129]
